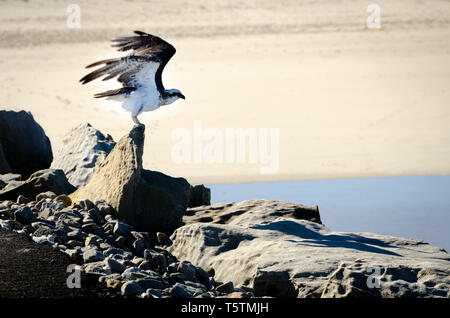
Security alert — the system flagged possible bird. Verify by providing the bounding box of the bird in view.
[80,30,185,126]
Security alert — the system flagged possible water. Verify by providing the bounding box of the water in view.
[207,176,450,252]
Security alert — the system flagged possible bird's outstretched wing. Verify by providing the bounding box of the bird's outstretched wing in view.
[79,31,176,98]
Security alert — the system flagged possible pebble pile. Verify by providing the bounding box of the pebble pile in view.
[0,191,254,298]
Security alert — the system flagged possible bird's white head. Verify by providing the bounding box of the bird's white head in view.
[162,89,185,106]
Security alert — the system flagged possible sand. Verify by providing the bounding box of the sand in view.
[0,0,449,184]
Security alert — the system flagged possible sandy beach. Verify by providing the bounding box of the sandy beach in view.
[1,0,449,184]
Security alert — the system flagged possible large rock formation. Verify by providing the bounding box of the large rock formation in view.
[0,169,76,201]
[0,110,53,179]
[168,202,450,298]
[50,123,116,188]
[70,125,191,236]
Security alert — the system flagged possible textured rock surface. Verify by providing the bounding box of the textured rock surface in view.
[0,110,52,179]
[183,199,321,226]
[70,125,191,236]
[0,169,76,202]
[50,123,115,188]
[168,213,450,298]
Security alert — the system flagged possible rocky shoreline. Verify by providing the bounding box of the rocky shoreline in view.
[0,110,449,298]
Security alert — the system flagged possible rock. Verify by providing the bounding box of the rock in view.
[54,194,72,207]
[227,291,253,298]
[188,184,211,207]
[82,246,105,262]
[14,206,36,224]
[36,191,57,202]
[50,123,116,188]
[168,216,450,298]
[115,236,127,249]
[146,288,163,298]
[16,195,30,204]
[170,283,193,299]
[0,173,22,191]
[113,222,133,237]
[253,270,297,298]
[106,279,122,289]
[144,249,168,273]
[183,199,322,226]
[33,226,68,244]
[0,110,53,179]
[156,232,169,245]
[178,261,198,283]
[121,281,143,296]
[216,281,234,294]
[133,238,150,256]
[135,278,168,290]
[70,125,191,236]
[105,257,126,273]
[85,235,100,247]
[0,169,76,202]
[320,261,450,298]
[121,267,152,281]
[82,222,102,235]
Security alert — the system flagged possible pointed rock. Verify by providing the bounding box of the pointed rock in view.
[70,125,191,236]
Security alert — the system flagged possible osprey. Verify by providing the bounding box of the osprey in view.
[80,31,185,126]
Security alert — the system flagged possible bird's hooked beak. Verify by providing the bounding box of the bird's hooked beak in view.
[180,94,186,100]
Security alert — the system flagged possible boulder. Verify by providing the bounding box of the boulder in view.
[70,125,191,236]
[0,110,52,179]
[50,123,115,188]
[0,169,77,202]
[188,184,211,207]
[168,215,450,298]
[183,199,322,226]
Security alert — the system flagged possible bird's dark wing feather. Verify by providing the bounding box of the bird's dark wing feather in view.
[80,31,176,98]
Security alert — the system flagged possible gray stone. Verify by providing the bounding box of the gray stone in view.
[188,184,211,207]
[14,206,36,224]
[135,278,168,290]
[36,191,57,202]
[144,249,168,273]
[82,222,101,235]
[178,261,198,283]
[133,238,150,256]
[146,288,163,298]
[105,257,126,273]
[50,123,116,188]
[0,169,76,203]
[16,195,30,204]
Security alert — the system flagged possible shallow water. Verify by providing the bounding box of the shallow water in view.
[207,176,450,252]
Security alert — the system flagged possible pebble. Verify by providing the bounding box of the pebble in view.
[16,195,30,204]
[121,281,143,296]
[14,206,36,224]
[170,283,193,299]
[216,281,234,293]
[113,222,133,236]
[83,246,105,262]
[105,257,126,273]
[36,191,57,202]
